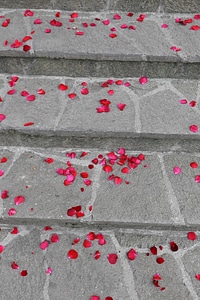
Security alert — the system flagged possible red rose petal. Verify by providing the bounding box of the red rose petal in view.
[121,167,130,174]
[190,125,198,133]
[44,158,54,164]
[139,76,148,84]
[84,179,92,186]
[37,88,45,95]
[190,162,198,168]
[150,246,157,255]
[50,234,59,243]
[156,257,165,264]
[44,28,51,33]
[68,93,77,99]
[0,170,4,176]
[189,100,196,107]
[114,176,123,185]
[0,114,6,122]
[81,88,89,95]
[24,122,34,126]
[161,23,168,28]
[107,253,118,264]
[20,270,28,276]
[180,99,187,104]
[188,231,197,240]
[76,31,84,36]
[0,245,5,253]
[26,94,36,101]
[113,14,121,20]
[90,296,100,300]
[23,45,31,52]
[80,172,89,178]
[190,25,200,30]
[118,103,126,111]
[59,84,68,91]
[8,208,16,216]
[109,33,117,38]
[170,241,178,252]
[24,10,34,17]
[194,14,200,20]
[14,195,25,205]
[11,227,18,234]
[153,273,162,281]
[127,248,137,260]
[21,90,29,97]
[195,274,200,280]
[11,261,19,269]
[44,226,52,231]
[50,19,62,27]
[1,190,9,199]
[68,249,78,259]
[71,12,79,18]
[94,250,101,260]
[173,166,181,175]
[103,165,113,173]
[195,175,200,183]
[34,19,42,25]
[40,240,49,250]
[83,239,92,248]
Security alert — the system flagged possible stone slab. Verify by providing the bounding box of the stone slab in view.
[1,75,200,141]
[1,146,200,228]
[1,0,200,13]
[0,225,200,299]
[0,10,200,64]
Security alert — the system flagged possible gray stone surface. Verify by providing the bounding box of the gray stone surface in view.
[1,75,200,141]
[0,10,200,66]
[0,225,199,299]
[1,146,200,227]
[1,0,200,12]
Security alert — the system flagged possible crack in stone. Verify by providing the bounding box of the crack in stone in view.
[0,228,30,246]
[158,153,185,225]
[109,233,139,300]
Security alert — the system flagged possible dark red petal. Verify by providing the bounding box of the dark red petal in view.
[24,122,34,127]
[150,246,157,255]
[94,250,101,260]
[80,172,88,178]
[11,227,18,234]
[195,274,200,280]
[44,157,54,164]
[20,270,28,276]
[156,257,165,264]
[190,162,198,168]
[170,241,178,251]
[11,261,19,269]
[50,234,59,243]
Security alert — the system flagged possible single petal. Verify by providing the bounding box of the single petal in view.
[139,76,148,84]
[187,231,197,240]
[68,249,78,259]
[107,253,118,264]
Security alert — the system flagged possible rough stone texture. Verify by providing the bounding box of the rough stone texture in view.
[1,75,200,141]
[1,0,199,12]
[0,11,199,60]
[1,146,200,228]
[0,225,199,299]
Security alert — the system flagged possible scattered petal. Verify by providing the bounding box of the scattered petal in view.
[170,241,178,252]
[44,158,54,164]
[103,165,113,173]
[127,248,137,260]
[150,246,157,255]
[188,231,197,241]
[195,274,200,280]
[0,114,6,122]
[11,261,19,269]
[26,94,36,101]
[83,239,92,248]
[50,233,59,243]
[195,175,200,183]
[76,31,84,36]
[173,166,181,175]
[0,245,5,253]
[0,170,4,176]
[109,33,117,38]
[11,227,19,234]
[121,167,130,174]
[34,19,43,25]
[139,76,148,84]
[90,296,100,300]
[189,100,196,107]
[71,12,79,18]
[190,162,198,168]
[40,240,49,250]
[23,45,31,52]
[161,23,168,28]
[8,208,16,216]
[24,122,34,126]
[50,19,62,27]
[46,267,52,274]
[94,250,101,260]
[190,125,198,133]
[81,88,89,95]
[171,46,181,52]
[20,270,28,276]
[113,14,121,20]
[59,83,68,91]
[114,176,123,185]
[68,249,78,259]
[7,89,16,95]
[118,103,126,111]
[68,93,76,99]
[103,19,110,25]
[24,9,34,17]
[179,99,187,104]
[156,257,165,264]
[44,28,51,33]
[37,88,45,95]
[14,195,25,205]
[107,253,118,264]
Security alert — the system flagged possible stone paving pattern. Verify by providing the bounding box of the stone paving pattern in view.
[1,75,200,139]
[0,10,200,63]
[1,146,200,228]
[0,225,200,299]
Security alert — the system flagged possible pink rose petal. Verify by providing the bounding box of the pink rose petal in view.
[0,245,5,253]
[127,248,137,260]
[139,76,148,84]
[161,24,168,28]
[14,195,25,205]
[173,166,181,175]
[107,253,118,264]
[0,170,4,176]
[0,114,6,122]
[8,208,16,216]
[195,175,200,183]
[190,125,198,133]
[40,240,49,250]
[118,103,126,111]
[26,94,36,101]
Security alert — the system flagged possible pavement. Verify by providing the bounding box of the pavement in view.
[1,2,200,300]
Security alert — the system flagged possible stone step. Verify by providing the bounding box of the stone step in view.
[1,146,200,229]
[1,75,200,148]
[0,9,200,78]
[0,224,199,300]
[1,0,200,13]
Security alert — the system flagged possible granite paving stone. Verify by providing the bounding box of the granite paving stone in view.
[1,75,200,140]
[2,146,200,227]
[0,10,200,63]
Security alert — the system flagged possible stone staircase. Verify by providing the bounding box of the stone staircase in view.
[0,1,200,299]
